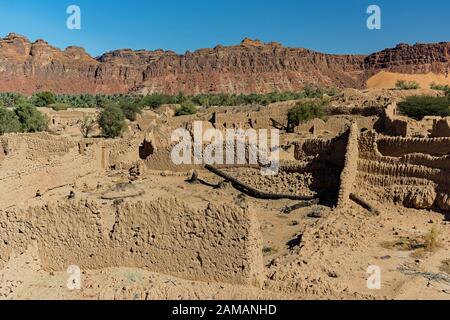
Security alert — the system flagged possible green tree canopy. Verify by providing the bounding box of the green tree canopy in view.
[398,95,450,120]
[98,105,126,138]
[32,92,57,107]
[0,107,22,134]
[287,100,326,132]
[14,104,49,132]
[119,101,143,121]
[175,100,197,116]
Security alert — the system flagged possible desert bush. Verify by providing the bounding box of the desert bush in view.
[381,237,423,251]
[175,100,197,116]
[141,93,177,109]
[32,91,56,107]
[287,100,326,132]
[98,105,126,138]
[423,225,440,251]
[119,102,143,121]
[430,83,450,96]
[398,95,450,120]
[14,104,49,132]
[430,83,450,91]
[80,116,96,138]
[395,80,420,90]
[381,225,441,255]
[303,83,326,98]
[0,92,27,108]
[262,246,278,256]
[0,107,22,134]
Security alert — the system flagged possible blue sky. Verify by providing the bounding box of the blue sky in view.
[0,0,449,57]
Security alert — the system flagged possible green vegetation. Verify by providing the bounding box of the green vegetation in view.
[398,95,450,120]
[0,86,339,136]
[303,83,339,98]
[423,225,441,252]
[430,83,450,96]
[141,93,177,109]
[175,100,197,116]
[32,91,56,107]
[0,101,48,135]
[0,92,27,108]
[119,101,143,121]
[287,100,326,132]
[262,246,278,256]
[0,85,340,110]
[14,104,49,132]
[0,108,22,134]
[395,80,420,90]
[381,225,441,256]
[98,105,126,138]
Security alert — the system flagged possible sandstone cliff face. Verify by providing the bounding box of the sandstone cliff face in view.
[136,39,366,94]
[364,42,450,75]
[0,33,448,95]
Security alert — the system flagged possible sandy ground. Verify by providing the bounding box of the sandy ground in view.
[1,89,450,300]
[1,169,448,300]
[367,71,450,89]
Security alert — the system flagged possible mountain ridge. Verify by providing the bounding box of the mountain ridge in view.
[0,33,448,95]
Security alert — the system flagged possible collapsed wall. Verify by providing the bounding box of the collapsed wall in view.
[292,131,350,200]
[356,131,450,211]
[0,197,263,286]
[0,132,264,286]
[40,108,98,127]
[381,104,408,137]
[300,122,450,213]
[0,132,155,208]
[0,133,105,208]
[381,103,447,138]
[294,116,377,137]
[212,101,296,130]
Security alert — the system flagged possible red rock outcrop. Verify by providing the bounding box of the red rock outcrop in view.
[0,33,448,95]
[363,42,450,75]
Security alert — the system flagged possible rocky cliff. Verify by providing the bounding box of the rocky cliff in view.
[0,33,448,95]
[364,42,450,75]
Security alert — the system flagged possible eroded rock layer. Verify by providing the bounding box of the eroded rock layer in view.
[0,34,448,95]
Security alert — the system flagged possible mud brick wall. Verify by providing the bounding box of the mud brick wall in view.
[0,198,263,286]
[0,133,104,208]
[377,137,450,157]
[337,123,359,208]
[356,130,450,211]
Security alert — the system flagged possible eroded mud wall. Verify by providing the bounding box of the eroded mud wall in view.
[337,123,359,208]
[0,134,104,208]
[377,137,450,157]
[356,131,450,211]
[0,198,263,286]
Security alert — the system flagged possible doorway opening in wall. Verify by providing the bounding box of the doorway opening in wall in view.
[139,139,154,160]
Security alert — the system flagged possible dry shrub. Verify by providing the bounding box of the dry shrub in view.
[381,225,441,254]
[423,225,441,252]
[262,246,278,256]
[381,237,422,251]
